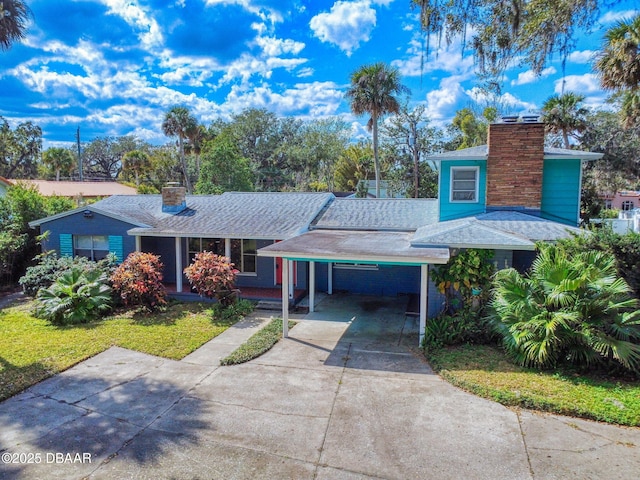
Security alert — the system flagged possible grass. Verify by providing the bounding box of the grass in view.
[221,317,295,366]
[426,344,640,427]
[0,300,245,402]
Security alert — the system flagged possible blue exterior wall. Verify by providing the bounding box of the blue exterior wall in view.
[314,263,420,296]
[541,159,581,226]
[38,211,136,261]
[439,160,487,221]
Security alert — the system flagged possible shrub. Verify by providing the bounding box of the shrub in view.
[431,248,495,314]
[184,252,238,307]
[490,243,640,374]
[559,228,640,299]
[423,308,496,351]
[35,268,112,325]
[20,252,118,297]
[110,252,166,310]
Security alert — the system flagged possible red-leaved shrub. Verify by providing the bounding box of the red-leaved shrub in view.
[184,252,238,306]
[111,252,167,310]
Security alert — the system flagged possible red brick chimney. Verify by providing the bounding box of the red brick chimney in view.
[161,184,187,213]
[486,121,545,210]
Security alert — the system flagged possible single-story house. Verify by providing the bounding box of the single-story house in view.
[29,120,603,344]
[8,179,137,203]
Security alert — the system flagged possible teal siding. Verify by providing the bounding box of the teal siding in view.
[439,160,486,221]
[59,234,73,257]
[108,235,124,263]
[541,159,581,226]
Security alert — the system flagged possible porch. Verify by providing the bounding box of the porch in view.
[164,284,307,306]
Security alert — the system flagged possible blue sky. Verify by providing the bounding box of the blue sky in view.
[0,0,638,147]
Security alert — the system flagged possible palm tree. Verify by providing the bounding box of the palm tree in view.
[541,92,589,148]
[122,149,150,187]
[595,15,640,127]
[185,123,206,178]
[346,62,409,198]
[162,106,197,193]
[491,243,640,373]
[0,0,31,51]
[42,147,74,181]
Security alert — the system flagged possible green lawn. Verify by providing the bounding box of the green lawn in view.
[426,344,640,427]
[0,300,238,401]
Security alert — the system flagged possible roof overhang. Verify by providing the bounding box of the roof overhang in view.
[258,230,450,265]
[29,205,151,229]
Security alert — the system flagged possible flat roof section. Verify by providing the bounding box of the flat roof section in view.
[258,230,450,265]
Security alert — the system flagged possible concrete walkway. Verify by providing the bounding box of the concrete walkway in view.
[0,294,638,479]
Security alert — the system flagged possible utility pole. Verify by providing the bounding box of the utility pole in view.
[75,127,83,181]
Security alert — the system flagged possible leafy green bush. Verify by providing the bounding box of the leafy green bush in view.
[35,268,112,325]
[423,308,495,351]
[20,252,118,297]
[490,243,640,374]
[110,252,166,310]
[430,248,495,314]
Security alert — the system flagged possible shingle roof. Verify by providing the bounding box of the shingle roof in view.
[124,192,334,239]
[412,211,584,250]
[312,198,438,231]
[426,145,603,161]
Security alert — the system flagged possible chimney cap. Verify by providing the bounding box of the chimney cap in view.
[500,115,519,123]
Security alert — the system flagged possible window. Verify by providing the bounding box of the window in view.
[622,200,635,211]
[188,238,224,263]
[333,263,379,270]
[74,235,109,261]
[231,239,257,274]
[187,237,256,274]
[451,167,479,202]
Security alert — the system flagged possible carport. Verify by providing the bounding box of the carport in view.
[258,229,450,345]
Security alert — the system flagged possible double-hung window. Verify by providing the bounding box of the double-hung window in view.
[451,167,479,202]
[74,235,109,261]
[188,238,224,263]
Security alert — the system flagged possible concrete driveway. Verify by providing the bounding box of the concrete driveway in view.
[1,293,639,479]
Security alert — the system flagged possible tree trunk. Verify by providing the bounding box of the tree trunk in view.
[372,114,380,198]
[179,136,192,194]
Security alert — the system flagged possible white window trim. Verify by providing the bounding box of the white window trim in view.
[450,166,479,203]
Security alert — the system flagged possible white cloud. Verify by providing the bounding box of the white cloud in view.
[254,36,305,56]
[309,1,377,56]
[224,81,344,117]
[424,77,467,122]
[392,35,475,78]
[510,66,556,86]
[567,50,596,64]
[100,0,164,49]
[554,73,601,94]
[600,10,639,24]
[204,0,283,24]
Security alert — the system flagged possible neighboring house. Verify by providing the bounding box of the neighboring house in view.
[0,176,12,196]
[7,180,137,203]
[602,190,640,211]
[29,120,602,344]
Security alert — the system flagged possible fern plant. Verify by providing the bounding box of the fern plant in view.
[35,267,112,325]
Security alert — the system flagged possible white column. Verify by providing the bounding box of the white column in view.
[175,237,183,293]
[327,262,333,295]
[135,236,141,252]
[225,238,231,258]
[288,260,294,300]
[282,258,289,338]
[309,261,315,313]
[419,264,429,346]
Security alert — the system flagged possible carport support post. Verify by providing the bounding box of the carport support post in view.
[281,258,289,338]
[419,264,428,346]
[135,236,141,252]
[309,261,315,312]
[327,262,333,295]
